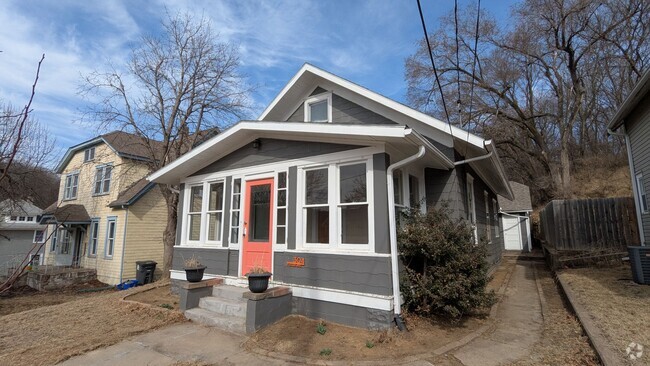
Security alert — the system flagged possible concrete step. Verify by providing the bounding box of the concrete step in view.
[184,308,246,334]
[199,296,247,317]
[212,285,248,301]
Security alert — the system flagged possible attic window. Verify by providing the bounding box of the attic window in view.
[304,93,332,123]
[84,147,96,162]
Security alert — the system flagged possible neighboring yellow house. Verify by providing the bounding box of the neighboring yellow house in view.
[41,131,167,285]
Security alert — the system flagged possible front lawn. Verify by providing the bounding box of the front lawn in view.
[0,281,185,366]
[558,265,650,364]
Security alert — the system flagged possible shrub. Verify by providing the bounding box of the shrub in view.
[316,320,327,335]
[397,207,496,320]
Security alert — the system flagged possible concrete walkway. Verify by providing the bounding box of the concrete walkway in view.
[451,261,543,366]
[61,261,544,366]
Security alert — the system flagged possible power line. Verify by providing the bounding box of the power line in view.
[462,0,483,159]
[454,0,462,126]
[416,0,451,127]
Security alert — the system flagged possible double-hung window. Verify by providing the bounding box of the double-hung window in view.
[493,199,500,238]
[229,178,242,245]
[64,173,79,200]
[393,170,406,225]
[484,191,491,242]
[187,185,203,242]
[304,167,330,244]
[206,182,224,243]
[105,217,116,258]
[339,163,369,245]
[304,93,332,123]
[50,227,58,252]
[84,147,95,162]
[59,229,71,254]
[636,173,648,213]
[94,165,112,195]
[89,219,99,256]
[276,172,288,245]
[33,229,46,243]
[409,175,420,208]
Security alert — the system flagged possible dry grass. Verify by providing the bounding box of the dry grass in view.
[559,265,650,365]
[512,265,598,366]
[571,160,632,199]
[0,281,186,366]
[125,284,180,310]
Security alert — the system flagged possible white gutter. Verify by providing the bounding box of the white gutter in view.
[387,145,426,320]
[453,149,493,165]
[608,125,645,245]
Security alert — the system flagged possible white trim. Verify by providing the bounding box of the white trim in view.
[279,248,391,257]
[304,92,332,122]
[636,173,648,214]
[466,174,478,244]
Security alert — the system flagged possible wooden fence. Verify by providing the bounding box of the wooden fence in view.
[539,197,640,251]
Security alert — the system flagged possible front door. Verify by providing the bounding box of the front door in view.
[72,228,83,267]
[241,178,274,276]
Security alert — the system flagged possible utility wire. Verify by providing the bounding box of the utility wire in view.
[454,0,462,127]
[416,0,452,128]
[462,0,483,159]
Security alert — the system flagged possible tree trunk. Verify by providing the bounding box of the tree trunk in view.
[161,187,179,279]
[559,133,572,198]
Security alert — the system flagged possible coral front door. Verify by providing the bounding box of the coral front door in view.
[241,178,274,276]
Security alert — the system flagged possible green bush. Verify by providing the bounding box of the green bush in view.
[397,207,496,320]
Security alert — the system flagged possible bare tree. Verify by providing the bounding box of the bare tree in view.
[0,54,57,206]
[406,0,649,200]
[81,12,250,276]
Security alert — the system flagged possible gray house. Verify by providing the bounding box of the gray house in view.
[608,70,650,246]
[0,199,46,273]
[149,64,514,328]
[498,181,533,252]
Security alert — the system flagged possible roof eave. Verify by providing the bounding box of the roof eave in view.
[607,70,650,131]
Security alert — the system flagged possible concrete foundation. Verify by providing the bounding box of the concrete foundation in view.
[244,287,292,334]
[177,278,223,311]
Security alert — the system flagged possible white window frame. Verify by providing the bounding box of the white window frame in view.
[493,199,500,238]
[84,147,95,162]
[303,92,332,123]
[205,180,226,245]
[88,218,100,257]
[64,172,79,200]
[298,156,374,252]
[104,217,117,258]
[337,161,372,249]
[50,226,58,252]
[33,229,46,243]
[466,174,478,244]
[636,173,648,214]
[229,177,242,248]
[484,191,491,242]
[93,164,113,195]
[185,184,205,245]
[274,171,288,248]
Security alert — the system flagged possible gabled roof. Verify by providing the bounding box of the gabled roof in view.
[55,131,163,174]
[258,64,513,199]
[498,181,532,212]
[608,70,650,131]
[40,204,91,224]
[0,199,42,216]
[108,178,156,208]
[148,122,455,184]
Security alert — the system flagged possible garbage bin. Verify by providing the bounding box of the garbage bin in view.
[135,260,157,285]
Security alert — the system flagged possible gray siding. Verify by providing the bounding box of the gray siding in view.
[373,153,390,254]
[190,139,362,176]
[273,252,392,296]
[293,297,392,329]
[287,92,398,125]
[627,92,650,244]
[424,165,503,267]
[0,230,43,266]
[172,247,239,277]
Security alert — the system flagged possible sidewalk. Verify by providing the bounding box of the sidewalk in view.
[61,260,544,366]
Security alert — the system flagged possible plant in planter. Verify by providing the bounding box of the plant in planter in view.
[246,265,272,293]
[183,255,207,283]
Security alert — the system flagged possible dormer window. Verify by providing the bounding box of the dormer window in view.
[304,93,332,123]
[84,147,95,162]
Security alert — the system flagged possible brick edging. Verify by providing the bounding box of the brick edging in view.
[556,274,621,366]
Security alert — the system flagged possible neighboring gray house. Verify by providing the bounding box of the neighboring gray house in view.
[0,199,46,272]
[608,70,650,246]
[149,64,514,329]
[497,181,533,252]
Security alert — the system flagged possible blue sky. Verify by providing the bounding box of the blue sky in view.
[0,0,517,161]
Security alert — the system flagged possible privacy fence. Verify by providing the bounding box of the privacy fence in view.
[539,197,640,251]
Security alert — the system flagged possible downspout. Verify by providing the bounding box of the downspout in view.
[608,125,645,245]
[118,206,129,283]
[387,145,426,331]
[453,147,492,166]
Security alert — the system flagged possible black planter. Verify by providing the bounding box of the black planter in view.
[247,272,272,293]
[184,266,207,282]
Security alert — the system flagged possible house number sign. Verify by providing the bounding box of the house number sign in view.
[287,257,305,267]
